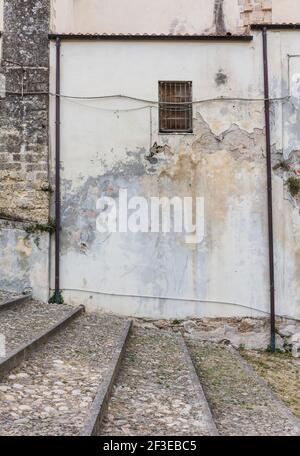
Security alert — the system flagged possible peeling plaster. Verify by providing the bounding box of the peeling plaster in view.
[49,34,300,319]
[58,115,271,317]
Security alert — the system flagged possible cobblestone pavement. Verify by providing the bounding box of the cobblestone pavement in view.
[241,350,300,418]
[0,290,18,305]
[100,325,216,436]
[0,300,74,358]
[187,338,300,436]
[0,314,127,436]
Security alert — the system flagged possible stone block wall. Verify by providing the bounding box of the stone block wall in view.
[0,1,50,301]
[0,0,50,224]
[239,0,272,26]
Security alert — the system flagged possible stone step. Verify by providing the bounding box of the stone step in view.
[99,325,218,436]
[0,294,32,312]
[0,312,130,436]
[0,300,78,361]
[186,338,300,436]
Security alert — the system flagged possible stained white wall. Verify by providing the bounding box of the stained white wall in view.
[48,33,300,319]
[50,0,243,35]
[272,0,300,23]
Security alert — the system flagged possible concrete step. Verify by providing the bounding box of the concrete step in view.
[99,325,218,436]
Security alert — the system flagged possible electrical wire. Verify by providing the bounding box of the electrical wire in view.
[63,97,153,113]
[60,287,300,322]
[0,58,48,70]
[50,93,291,104]
[0,58,292,104]
[2,91,291,114]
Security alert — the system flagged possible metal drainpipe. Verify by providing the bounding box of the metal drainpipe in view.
[54,37,61,302]
[262,27,276,351]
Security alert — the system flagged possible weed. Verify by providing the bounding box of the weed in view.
[172,319,182,326]
[286,177,300,197]
[48,291,64,305]
[25,218,56,235]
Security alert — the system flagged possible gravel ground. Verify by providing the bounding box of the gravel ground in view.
[0,290,19,305]
[0,300,74,358]
[186,338,300,436]
[241,350,300,419]
[0,314,127,436]
[100,325,216,436]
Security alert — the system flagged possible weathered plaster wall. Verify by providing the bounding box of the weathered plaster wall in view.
[0,220,50,301]
[48,35,300,319]
[268,30,300,320]
[272,0,300,24]
[0,1,50,300]
[50,0,244,35]
[50,0,300,35]
[48,38,266,318]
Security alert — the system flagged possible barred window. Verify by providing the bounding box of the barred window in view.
[159,81,193,133]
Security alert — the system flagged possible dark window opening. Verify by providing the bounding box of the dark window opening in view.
[159,81,193,133]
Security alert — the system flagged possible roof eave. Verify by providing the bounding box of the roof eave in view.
[48,33,253,42]
[251,23,300,30]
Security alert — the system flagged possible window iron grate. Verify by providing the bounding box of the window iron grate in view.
[159,81,193,133]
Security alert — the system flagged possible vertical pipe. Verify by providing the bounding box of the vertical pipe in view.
[262,27,276,351]
[54,37,61,301]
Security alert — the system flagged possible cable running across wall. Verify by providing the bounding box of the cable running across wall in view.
[2,91,292,113]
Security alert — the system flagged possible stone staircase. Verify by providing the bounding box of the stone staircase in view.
[0,294,299,436]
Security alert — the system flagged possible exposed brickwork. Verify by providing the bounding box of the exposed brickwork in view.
[0,1,50,223]
[239,0,272,26]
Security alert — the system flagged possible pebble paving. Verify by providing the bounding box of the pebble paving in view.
[0,314,128,436]
[1,299,299,436]
[186,338,300,436]
[0,300,74,358]
[0,290,18,305]
[100,325,216,436]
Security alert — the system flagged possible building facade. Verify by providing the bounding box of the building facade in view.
[1,1,300,319]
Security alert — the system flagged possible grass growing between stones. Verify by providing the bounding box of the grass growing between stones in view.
[186,339,299,435]
[241,350,300,418]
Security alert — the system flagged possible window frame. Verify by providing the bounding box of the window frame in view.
[158,80,193,134]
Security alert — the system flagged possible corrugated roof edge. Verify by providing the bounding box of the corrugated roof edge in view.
[48,33,253,41]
